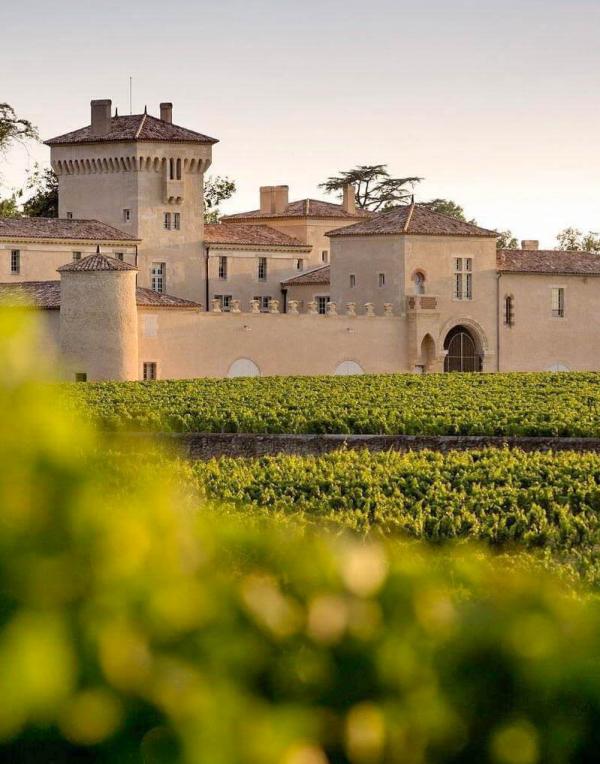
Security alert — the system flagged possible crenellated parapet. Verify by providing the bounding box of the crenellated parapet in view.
[51,155,210,177]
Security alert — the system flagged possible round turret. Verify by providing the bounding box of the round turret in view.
[58,254,139,381]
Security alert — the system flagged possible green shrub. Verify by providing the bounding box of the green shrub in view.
[67,372,600,436]
[2,312,600,762]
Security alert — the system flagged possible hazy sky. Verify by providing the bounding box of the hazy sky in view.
[2,0,599,245]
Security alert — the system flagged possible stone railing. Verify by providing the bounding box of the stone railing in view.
[406,294,438,311]
[209,298,398,317]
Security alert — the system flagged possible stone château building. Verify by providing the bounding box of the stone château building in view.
[0,97,598,380]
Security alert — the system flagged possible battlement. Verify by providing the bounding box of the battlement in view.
[209,298,402,317]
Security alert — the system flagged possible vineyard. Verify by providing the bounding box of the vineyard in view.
[192,448,600,587]
[68,372,600,436]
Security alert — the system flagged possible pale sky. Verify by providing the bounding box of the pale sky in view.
[2,0,599,246]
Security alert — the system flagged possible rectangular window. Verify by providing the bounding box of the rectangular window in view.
[143,362,157,381]
[321,250,329,263]
[123,209,131,222]
[164,212,172,230]
[10,250,20,274]
[174,212,181,230]
[297,259,304,270]
[72,251,82,261]
[317,296,330,315]
[258,257,267,281]
[378,273,385,288]
[350,274,356,288]
[115,252,124,261]
[66,212,73,220]
[75,372,87,383]
[253,296,272,313]
[218,256,228,280]
[215,294,233,312]
[454,257,473,300]
[551,287,565,318]
[151,262,166,293]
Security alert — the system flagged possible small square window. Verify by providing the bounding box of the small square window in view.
[10,250,20,274]
[321,250,329,263]
[115,252,124,261]
[66,212,73,220]
[297,259,304,270]
[143,362,157,381]
[317,296,330,315]
[75,372,87,383]
[123,209,131,222]
[72,251,82,261]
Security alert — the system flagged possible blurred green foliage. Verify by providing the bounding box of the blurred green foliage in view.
[3,311,600,762]
[67,372,600,436]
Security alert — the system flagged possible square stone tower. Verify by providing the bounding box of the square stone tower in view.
[46,100,218,302]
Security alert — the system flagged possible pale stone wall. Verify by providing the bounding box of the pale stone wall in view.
[207,246,306,310]
[0,241,137,282]
[498,272,600,372]
[59,270,138,381]
[283,283,331,311]
[138,308,407,380]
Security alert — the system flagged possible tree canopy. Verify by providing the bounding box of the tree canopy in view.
[556,227,600,253]
[21,165,59,218]
[320,164,422,212]
[0,103,38,155]
[204,176,236,223]
[496,230,519,249]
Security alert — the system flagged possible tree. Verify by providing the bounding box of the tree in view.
[0,103,38,155]
[496,230,519,250]
[422,198,482,225]
[319,164,423,212]
[0,193,20,217]
[204,175,236,223]
[556,227,600,253]
[21,164,58,217]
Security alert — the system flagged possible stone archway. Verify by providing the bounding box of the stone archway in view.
[420,334,436,372]
[334,360,364,376]
[443,325,482,372]
[227,358,260,378]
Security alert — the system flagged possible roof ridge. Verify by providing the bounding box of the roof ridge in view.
[134,112,147,139]
[403,200,416,233]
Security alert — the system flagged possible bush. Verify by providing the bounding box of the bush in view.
[2,312,600,762]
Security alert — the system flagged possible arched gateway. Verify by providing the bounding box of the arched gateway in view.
[443,325,482,373]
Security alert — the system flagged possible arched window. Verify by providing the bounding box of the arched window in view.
[413,271,425,295]
[504,295,514,326]
[334,360,364,376]
[227,358,260,378]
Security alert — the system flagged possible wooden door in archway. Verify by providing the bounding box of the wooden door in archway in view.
[443,326,481,372]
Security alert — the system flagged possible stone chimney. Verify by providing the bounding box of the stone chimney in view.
[160,102,173,123]
[260,186,289,215]
[521,240,540,251]
[342,183,356,215]
[90,100,112,136]
[274,185,289,214]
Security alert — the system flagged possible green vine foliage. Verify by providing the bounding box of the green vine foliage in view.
[68,372,600,436]
[2,312,600,761]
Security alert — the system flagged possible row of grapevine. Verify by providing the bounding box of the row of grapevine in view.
[192,448,600,586]
[68,371,600,436]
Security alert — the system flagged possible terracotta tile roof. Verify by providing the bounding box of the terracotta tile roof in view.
[0,281,201,309]
[281,265,331,286]
[45,113,217,146]
[223,199,370,221]
[0,217,139,242]
[497,249,600,275]
[135,287,200,308]
[327,203,497,238]
[204,223,310,249]
[0,281,61,309]
[58,254,137,272]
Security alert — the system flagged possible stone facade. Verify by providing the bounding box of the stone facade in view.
[0,96,598,381]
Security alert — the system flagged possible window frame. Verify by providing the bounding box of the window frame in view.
[151,262,166,293]
[253,296,272,313]
[123,208,131,223]
[378,272,386,288]
[10,249,20,274]
[551,287,565,319]
[321,250,329,263]
[214,294,233,312]
[453,257,473,301]
[164,212,172,230]
[349,274,356,288]
[257,257,267,282]
[504,295,514,326]
[174,212,181,230]
[316,295,331,315]
[143,362,158,381]
[218,256,228,280]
